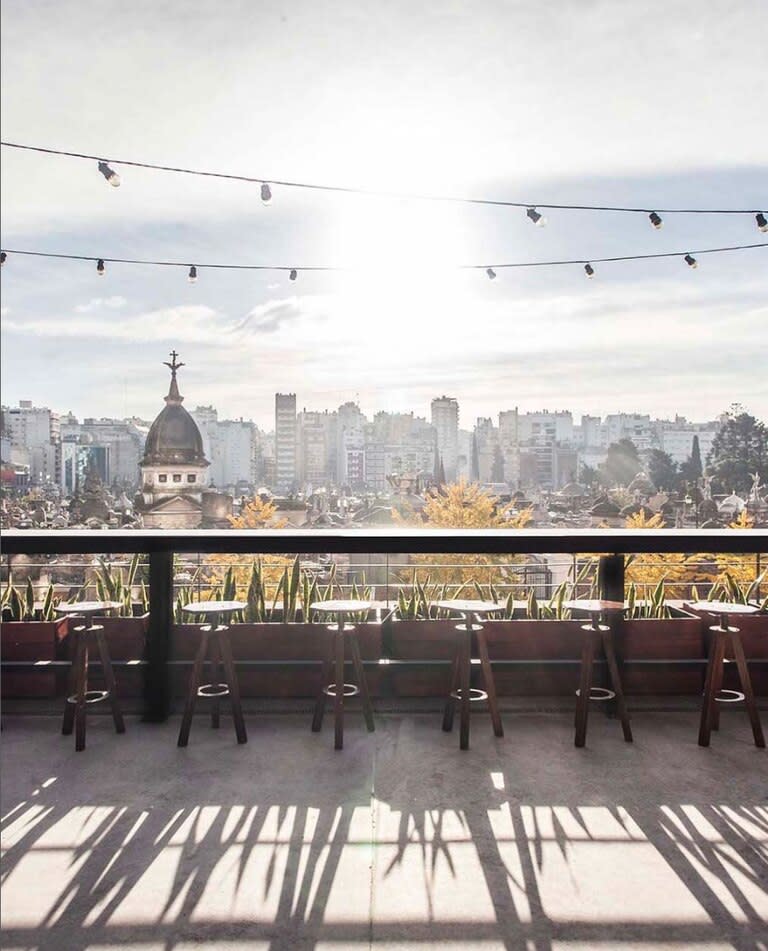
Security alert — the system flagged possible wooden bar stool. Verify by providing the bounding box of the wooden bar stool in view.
[177,600,247,747]
[564,600,633,748]
[57,601,125,752]
[310,600,375,750]
[687,601,765,749]
[433,599,506,751]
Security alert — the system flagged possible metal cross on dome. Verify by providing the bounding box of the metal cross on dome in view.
[163,350,185,376]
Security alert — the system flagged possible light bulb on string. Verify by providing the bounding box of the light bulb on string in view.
[260,183,272,205]
[757,213,768,233]
[0,251,6,267]
[97,161,121,187]
[188,265,198,283]
[649,211,663,229]
[96,259,105,276]
[684,253,698,269]
[486,268,497,280]
[526,207,546,227]
[584,263,595,278]
[289,269,298,281]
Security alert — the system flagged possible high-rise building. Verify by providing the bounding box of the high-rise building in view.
[337,402,366,487]
[297,409,337,486]
[431,396,459,482]
[1,400,61,485]
[193,405,261,489]
[275,393,297,492]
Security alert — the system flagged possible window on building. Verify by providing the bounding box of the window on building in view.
[173,473,182,483]
[158,474,168,483]
[187,474,197,483]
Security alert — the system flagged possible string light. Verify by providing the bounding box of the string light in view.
[96,258,105,276]
[188,265,197,283]
[2,242,763,276]
[0,251,6,267]
[584,263,595,278]
[486,268,497,280]
[526,207,546,227]
[649,212,663,229]
[289,269,297,281]
[684,253,698,269]
[2,142,760,220]
[260,183,272,205]
[97,160,121,187]
[757,213,768,233]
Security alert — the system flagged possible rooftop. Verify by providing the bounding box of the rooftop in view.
[2,708,766,949]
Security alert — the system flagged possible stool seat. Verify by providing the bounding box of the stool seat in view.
[56,601,125,751]
[564,599,625,614]
[56,601,121,617]
[177,603,247,747]
[431,600,504,749]
[310,600,373,614]
[686,601,763,748]
[310,600,374,749]
[182,600,247,615]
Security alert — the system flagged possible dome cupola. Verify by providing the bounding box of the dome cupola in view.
[141,351,209,467]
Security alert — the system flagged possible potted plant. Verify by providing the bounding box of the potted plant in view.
[1,577,68,697]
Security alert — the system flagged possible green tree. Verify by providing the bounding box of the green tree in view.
[707,412,767,494]
[647,449,678,492]
[679,434,703,485]
[599,439,640,487]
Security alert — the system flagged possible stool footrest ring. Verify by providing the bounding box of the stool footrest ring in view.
[714,688,746,704]
[455,623,483,633]
[575,686,616,701]
[450,687,488,702]
[198,683,230,698]
[323,682,360,698]
[67,689,110,705]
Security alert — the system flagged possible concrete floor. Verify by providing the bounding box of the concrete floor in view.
[1,709,766,951]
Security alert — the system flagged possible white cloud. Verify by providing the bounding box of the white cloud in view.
[73,296,127,313]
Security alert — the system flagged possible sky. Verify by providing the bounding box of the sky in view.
[1,0,766,431]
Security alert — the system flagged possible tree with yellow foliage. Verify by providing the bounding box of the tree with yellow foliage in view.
[206,495,290,593]
[623,510,699,597]
[395,480,533,586]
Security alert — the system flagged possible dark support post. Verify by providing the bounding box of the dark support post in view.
[144,550,173,723]
[598,554,625,717]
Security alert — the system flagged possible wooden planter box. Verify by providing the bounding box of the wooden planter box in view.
[382,619,459,696]
[171,622,382,698]
[1,618,68,697]
[621,617,704,695]
[483,619,583,696]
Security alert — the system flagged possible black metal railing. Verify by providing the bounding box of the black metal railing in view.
[3,528,767,720]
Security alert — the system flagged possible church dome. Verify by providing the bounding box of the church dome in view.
[141,353,209,467]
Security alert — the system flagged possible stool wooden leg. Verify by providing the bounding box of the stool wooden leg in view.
[62,630,81,736]
[219,631,247,744]
[442,651,460,732]
[178,631,208,748]
[312,633,334,732]
[74,639,89,752]
[334,626,345,751]
[477,629,503,738]
[602,628,632,742]
[699,630,724,747]
[710,645,725,731]
[350,635,374,732]
[95,631,125,734]
[209,633,222,730]
[730,630,765,749]
[459,631,471,751]
[575,629,597,748]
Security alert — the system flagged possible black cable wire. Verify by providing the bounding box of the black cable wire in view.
[2,141,764,215]
[1,243,765,271]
